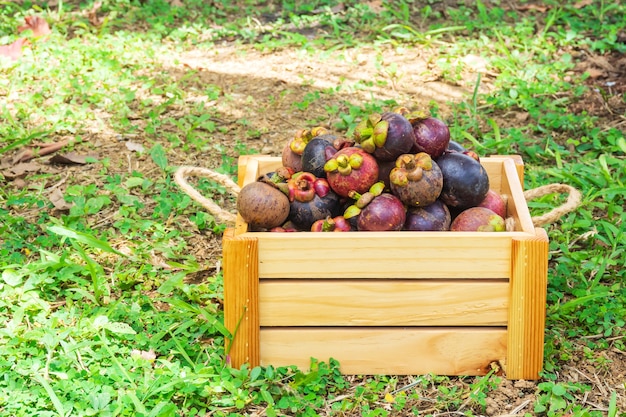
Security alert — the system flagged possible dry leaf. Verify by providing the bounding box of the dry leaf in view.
[586,68,605,79]
[13,140,70,163]
[573,0,593,9]
[364,0,384,13]
[17,16,52,38]
[87,1,103,26]
[48,188,73,211]
[168,0,184,7]
[49,152,97,165]
[0,38,28,61]
[516,4,550,13]
[131,349,157,361]
[0,162,41,180]
[125,141,146,153]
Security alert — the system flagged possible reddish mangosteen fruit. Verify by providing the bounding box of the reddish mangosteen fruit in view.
[324,146,379,198]
[436,151,490,210]
[478,189,507,219]
[408,115,451,159]
[237,181,290,230]
[389,152,443,207]
[286,172,342,230]
[353,112,416,161]
[450,207,506,232]
[343,182,406,231]
[404,199,451,231]
[281,126,331,172]
[310,216,352,232]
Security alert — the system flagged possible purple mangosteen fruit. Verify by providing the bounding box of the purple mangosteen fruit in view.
[404,199,451,231]
[353,112,416,161]
[343,182,406,231]
[446,140,467,153]
[281,126,331,172]
[436,151,490,210]
[408,115,451,159]
[286,172,341,230]
[389,152,443,207]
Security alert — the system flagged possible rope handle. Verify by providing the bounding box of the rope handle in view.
[174,166,582,229]
[174,166,240,225]
[524,183,582,227]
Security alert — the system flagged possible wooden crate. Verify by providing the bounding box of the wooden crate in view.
[223,155,548,379]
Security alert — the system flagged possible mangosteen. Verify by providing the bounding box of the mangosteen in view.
[353,112,416,161]
[389,152,443,207]
[436,151,490,210]
[286,172,342,230]
[404,199,451,231]
[301,134,338,178]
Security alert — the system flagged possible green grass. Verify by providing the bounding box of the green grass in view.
[1,0,625,415]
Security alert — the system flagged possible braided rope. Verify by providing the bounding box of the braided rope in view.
[524,183,582,227]
[174,166,240,225]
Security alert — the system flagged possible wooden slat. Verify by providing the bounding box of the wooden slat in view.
[507,228,548,380]
[259,279,508,326]
[223,229,260,368]
[501,159,535,234]
[256,232,514,278]
[260,327,507,375]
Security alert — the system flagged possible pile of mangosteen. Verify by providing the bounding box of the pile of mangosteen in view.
[236,107,508,233]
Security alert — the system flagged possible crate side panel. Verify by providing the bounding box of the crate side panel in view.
[256,233,513,278]
[260,327,507,375]
[259,279,508,326]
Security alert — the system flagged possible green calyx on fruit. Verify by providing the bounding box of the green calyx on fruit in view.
[324,152,364,176]
[289,126,331,154]
[353,113,390,153]
[343,181,386,218]
[390,152,433,186]
[393,106,430,124]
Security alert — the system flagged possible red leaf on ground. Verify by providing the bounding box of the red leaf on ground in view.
[17,15,52,38]
[0,38,28,61]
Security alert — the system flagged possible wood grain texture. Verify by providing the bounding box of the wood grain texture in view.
[507,228,548,380]
[260,327,507,375]
[256,232,514,279]
[223,229,260,368]
[502,159,535,233]
[259,279,508,326]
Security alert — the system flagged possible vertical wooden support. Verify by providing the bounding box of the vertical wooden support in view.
[223,228,260,369]
[507,228,549,379]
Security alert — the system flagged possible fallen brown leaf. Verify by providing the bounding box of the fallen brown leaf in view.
[573,0,593,9]
[87,1,103,26]
[0,162,41,180]
[517,4,550,13]
[48,188,73,211]
[0,38,28,61]
[13,140,70,163]
[17,15,52,38]
[49,152,97,165]
[586,68,605,79]
[125,141,146,153]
